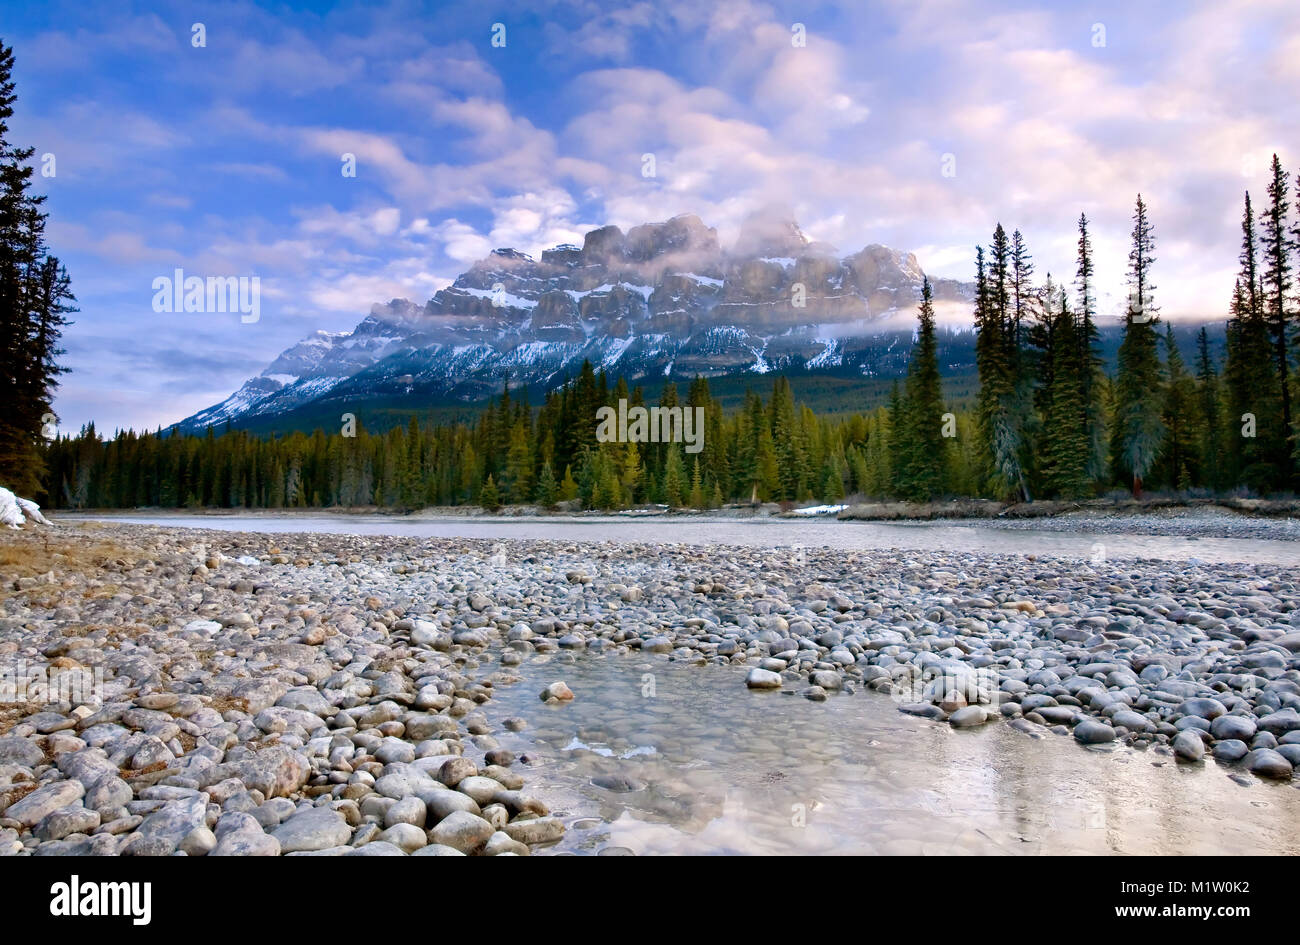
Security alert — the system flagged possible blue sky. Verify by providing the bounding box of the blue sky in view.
[6,0,1297,433]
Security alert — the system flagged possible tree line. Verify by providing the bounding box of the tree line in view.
[890,172,1300,502]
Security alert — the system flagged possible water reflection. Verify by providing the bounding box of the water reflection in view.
[476,652,1300,856]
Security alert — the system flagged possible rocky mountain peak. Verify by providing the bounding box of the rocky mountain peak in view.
[581,225,626,264]
[732,205,811,260]
[177,211,975,432]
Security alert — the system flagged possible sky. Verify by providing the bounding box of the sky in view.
[5,0,1298,433]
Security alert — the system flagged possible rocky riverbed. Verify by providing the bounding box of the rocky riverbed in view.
[1,521,1298,857]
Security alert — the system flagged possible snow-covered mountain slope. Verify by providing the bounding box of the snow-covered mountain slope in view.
[176,212,974,431]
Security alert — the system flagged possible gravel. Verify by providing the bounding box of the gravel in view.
[0,520,1297,857]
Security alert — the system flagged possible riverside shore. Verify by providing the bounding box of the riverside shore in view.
[0,520,1297,856]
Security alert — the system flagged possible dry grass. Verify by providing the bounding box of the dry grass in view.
[0,529,138,581]
[0,702,44,736]
[0,782,38,807]
[208,695,250,715]
[121,760,168,780]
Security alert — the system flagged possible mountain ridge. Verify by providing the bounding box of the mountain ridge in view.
[178,211,980,432]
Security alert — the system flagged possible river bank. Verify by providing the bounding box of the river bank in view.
[1,521,1298,856]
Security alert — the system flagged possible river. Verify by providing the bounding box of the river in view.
[478,653,1300,855]
[59,512,1299,565]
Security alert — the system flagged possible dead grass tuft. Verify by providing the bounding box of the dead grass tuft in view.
[0,530,137,580]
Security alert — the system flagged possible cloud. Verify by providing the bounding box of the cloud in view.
[207,163,291,181]
[225,33,367,96]
[433,219,493,263]
[46,223,185,266]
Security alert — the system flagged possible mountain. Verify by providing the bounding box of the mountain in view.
[177,210,981,432]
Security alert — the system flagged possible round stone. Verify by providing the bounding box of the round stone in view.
[1172,729,1206,762]
[1073,720,1116,744]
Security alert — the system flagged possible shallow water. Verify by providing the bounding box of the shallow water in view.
[62,513,1300,565]
[476,653,1300,856]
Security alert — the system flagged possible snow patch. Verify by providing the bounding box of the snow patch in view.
[0,487,50,528]
[678,272,723,288]
[790,504,846,516]
[565,282,654,302]
[458,287,538,310]
[599,337,634,368]
[806,338,842,368]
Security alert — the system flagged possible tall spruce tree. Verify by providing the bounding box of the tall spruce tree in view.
[895,278,946,500]
[662,444,685,507]
[769,377,808,500]
[1260,155,1293,478]
[1040,291,1090,498]
[1111,194,1166,496]
[1293,163,1300,470]
[478,474,501,512]
[0,40,73,495]
[1074,213,1106,480]
[1010,228,1034,367]
[1195,326,1224,491]
[534,461,558,509]
[1227,192,1282,488]
[1159,323,1199,490]
[972,245,1002,494]
[975,228,1031,501]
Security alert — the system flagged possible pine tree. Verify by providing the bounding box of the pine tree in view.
[1260,155,1293,477]
[558,464,579,503]
[974,232,1031,501]
[594,451,622,510]
[400,417,422,508]
[1159,323,1199,490]
[688,458,705,508]
[478,474,501,512]
[895,278,946,500]
[1010,228,1035,365]
[1195,326,1224,492]
[1111,194,1166,496]
[662,444,685,507]
[503,418,532,502]
[0,41,73,495]
[820,459,844,502]
[972,245,998,491]
[769,377,807,500]
[1293,163,1300,473]
[1225,192,1280,489]
[887,380,906,497]
[862,407,892,497]
[1075,213,1107,481]
[1040,293,1090,498]
[534,461,558,509]
[619,441,643,505]
[755,425,780,502]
